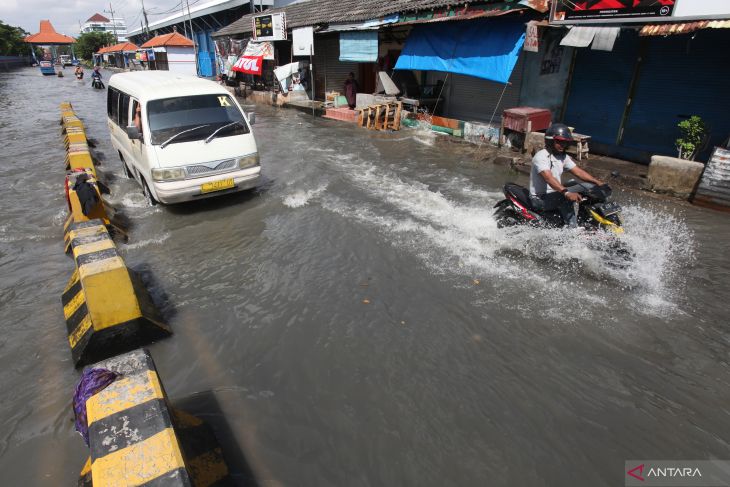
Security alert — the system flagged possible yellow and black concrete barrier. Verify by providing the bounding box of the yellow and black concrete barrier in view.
[80,349,231,486]
[63,170,111,252]
[62,220,170,366]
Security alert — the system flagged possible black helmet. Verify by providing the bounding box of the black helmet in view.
[545,123,574,143]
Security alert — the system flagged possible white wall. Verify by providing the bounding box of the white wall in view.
[674,0,730,18]
[166,46,197,76]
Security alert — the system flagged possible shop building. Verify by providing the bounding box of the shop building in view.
[549,0,730,163]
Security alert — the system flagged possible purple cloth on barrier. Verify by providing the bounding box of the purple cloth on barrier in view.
[73,368,118,446]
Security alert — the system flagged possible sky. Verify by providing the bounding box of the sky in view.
[0,0,185,38]
[1,0,298,38]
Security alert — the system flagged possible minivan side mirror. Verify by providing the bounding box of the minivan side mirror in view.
[247,112,255,125]
[126,125,142,140]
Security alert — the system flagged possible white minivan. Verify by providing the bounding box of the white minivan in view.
[107,71,260,204]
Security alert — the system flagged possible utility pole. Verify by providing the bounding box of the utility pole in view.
[141,0,150,36]
[104,3,118,43]
[183,0,200,76]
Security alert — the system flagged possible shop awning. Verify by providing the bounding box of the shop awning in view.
[339,31,378,62]
[393,18,525,84]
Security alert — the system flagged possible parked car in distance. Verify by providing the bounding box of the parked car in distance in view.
[59,54,73,67]
[107,71,260,204]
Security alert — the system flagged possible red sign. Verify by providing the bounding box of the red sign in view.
[551,0,676,23]
[232,55,263,75]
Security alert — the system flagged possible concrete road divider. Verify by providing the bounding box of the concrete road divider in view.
[81,349,231,486]
[62,220,170,366]
[63,171,110,251]
[64,126,88,148]
[78,457,92,487]
[65,142,96,175]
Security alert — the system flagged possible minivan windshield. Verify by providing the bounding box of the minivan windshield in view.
[147,94,250,146]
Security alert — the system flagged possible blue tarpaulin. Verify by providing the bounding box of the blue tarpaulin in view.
[339,31,379,62]
[394,19,526,84]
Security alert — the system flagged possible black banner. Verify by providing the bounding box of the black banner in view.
[551,0,676,23]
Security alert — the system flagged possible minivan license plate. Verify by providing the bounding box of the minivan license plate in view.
[201,178,234,194]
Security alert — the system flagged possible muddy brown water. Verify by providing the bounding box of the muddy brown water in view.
[1,67,728,486]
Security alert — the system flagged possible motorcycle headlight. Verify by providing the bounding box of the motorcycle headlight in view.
[151,167,186,181]
[237,153,259,169]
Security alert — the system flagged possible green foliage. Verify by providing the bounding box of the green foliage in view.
[0,20,30,56]
[75,31,116,61]
[676,115,708,161]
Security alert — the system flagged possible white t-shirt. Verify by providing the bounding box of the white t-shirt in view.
[529,149,576,196]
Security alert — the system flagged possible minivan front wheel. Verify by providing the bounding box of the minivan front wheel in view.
[142,180,158,206]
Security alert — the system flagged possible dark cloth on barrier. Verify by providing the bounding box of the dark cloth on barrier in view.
[73,173,99,216]
[73,368,118,446]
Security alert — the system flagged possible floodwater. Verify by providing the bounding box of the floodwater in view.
[0,67,728,486]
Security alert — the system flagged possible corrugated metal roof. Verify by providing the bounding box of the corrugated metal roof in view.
[640,20,730,36]
[395,7,526,26]
[215,0,518,37]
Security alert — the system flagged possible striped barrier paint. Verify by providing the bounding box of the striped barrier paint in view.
[63,171,110,252]
[82,349,231,486]
[64,127,88,148]
[62,220,170,366]
[79,457,92,487]
[65,142,96,175]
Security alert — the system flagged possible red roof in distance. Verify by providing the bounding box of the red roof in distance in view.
[86,13,111,23]
[141,32,194,48]
[24,20,75,45]
[96,42,140,53]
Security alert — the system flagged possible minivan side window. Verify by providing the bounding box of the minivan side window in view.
[119,93,130,128]
[107,88,120,123]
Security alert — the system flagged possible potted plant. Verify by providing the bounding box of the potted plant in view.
[675,115,708,161]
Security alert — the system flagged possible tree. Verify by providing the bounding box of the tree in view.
[0,20,30,56]
[676,115,708,161]
[75,31,116,61]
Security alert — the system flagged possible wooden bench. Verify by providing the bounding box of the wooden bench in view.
[358,102,402,131]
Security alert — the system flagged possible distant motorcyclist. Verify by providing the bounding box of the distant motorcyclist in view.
[74,65,83,80]
[91,67,104,89]
[529,123,603,227]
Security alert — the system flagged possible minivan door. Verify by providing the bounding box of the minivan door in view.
[128,98,146,177]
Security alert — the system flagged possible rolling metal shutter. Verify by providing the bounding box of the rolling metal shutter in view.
[563,30,638,147]
[621,30,730,160]
[444,53,525,123]
[312,34,359,100]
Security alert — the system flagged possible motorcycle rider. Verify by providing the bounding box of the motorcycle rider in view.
[91,66,104,88]
[529,123,603,227]
[74,65,83,79]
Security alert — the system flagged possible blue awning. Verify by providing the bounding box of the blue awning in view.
[339,31,378,62]
[394,19,526,84]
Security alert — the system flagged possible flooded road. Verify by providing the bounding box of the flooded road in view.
[1,67,728,486]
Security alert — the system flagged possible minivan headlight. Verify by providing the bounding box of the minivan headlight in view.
[237,153,259,169]
[151,167,186,181]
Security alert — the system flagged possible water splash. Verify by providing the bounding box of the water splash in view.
[122,232,170,250]
[282,183,328,208]
[317,157,694,319]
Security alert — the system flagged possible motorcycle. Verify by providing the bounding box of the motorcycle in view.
[494,181,623,232]
[91,77,105,89]
[494,181,632,265]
